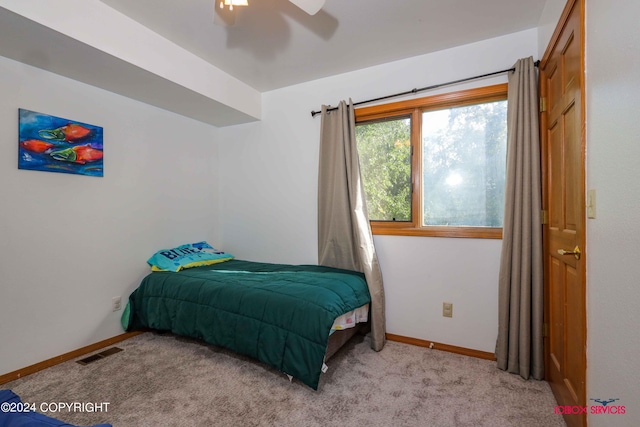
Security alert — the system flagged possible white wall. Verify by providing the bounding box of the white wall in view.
[538,0,567,60]
[0,0,261,125]
[586,0,640,425]
[218,29,538,353]
[0,56,219,376]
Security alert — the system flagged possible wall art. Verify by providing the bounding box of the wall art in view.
[18,109,103,177]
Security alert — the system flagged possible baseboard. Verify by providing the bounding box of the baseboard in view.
[386,333,496,361]
[1,331,494,385]
[0,331,145,385]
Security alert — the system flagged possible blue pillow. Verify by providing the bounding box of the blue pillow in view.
[147,241,234,272]
[0,390,111,427]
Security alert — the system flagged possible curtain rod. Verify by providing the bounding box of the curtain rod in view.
[310,60,540,117]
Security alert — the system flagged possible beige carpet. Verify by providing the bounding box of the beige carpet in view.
[4,332,565,426]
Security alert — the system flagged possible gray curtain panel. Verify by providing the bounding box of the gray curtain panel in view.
[317,100,386,351]
[496,57,544,380]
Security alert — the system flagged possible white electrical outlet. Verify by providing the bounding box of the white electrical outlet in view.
[443,302,453,318]
[112,296,122,312]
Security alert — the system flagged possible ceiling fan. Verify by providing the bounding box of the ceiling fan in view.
[214,0,326,26]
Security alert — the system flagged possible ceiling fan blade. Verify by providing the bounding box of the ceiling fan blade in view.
[213,5,237,26]
[288,0,325,15]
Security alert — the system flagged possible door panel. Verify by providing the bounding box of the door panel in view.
[549,121,562,229]
[541,1,586,426]
[565,264,583,402]
[548,63,561,114]
[549,257,563,373]
[565,102,579,230]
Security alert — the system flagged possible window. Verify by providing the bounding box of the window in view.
[355,84,508,238]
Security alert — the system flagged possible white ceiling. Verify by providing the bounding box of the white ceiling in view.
[99,0,548,92]
[0,0,548,126]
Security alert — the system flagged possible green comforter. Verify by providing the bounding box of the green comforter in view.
[122,260,371,389]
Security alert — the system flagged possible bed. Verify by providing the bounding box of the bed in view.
[122,259,371,390]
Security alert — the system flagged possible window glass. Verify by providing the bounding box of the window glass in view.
[356,116,412,222]
[422,101,507,227]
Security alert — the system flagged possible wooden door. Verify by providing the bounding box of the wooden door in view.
[540,1,586,426]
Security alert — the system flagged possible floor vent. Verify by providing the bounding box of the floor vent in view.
[98,347,123,357]
[77,347,123,365]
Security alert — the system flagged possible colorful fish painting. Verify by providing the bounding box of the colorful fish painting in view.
[18,109,103,177]
[19,139,54,153]
[50,144,103,164]
[38,123,92,142]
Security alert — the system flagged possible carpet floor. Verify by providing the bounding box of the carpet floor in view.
[4,332,565,426]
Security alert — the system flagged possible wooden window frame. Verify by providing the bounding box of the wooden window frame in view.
[355,83,508,239]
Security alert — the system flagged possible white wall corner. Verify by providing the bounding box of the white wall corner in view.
[0,0,261,126]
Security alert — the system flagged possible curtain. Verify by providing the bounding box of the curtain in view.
[496,57,544,380]
[317,100,386,351]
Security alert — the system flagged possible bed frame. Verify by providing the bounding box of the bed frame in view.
[325,320,370,361]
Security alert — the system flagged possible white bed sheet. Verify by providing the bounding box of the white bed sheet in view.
[331,303,369,333]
